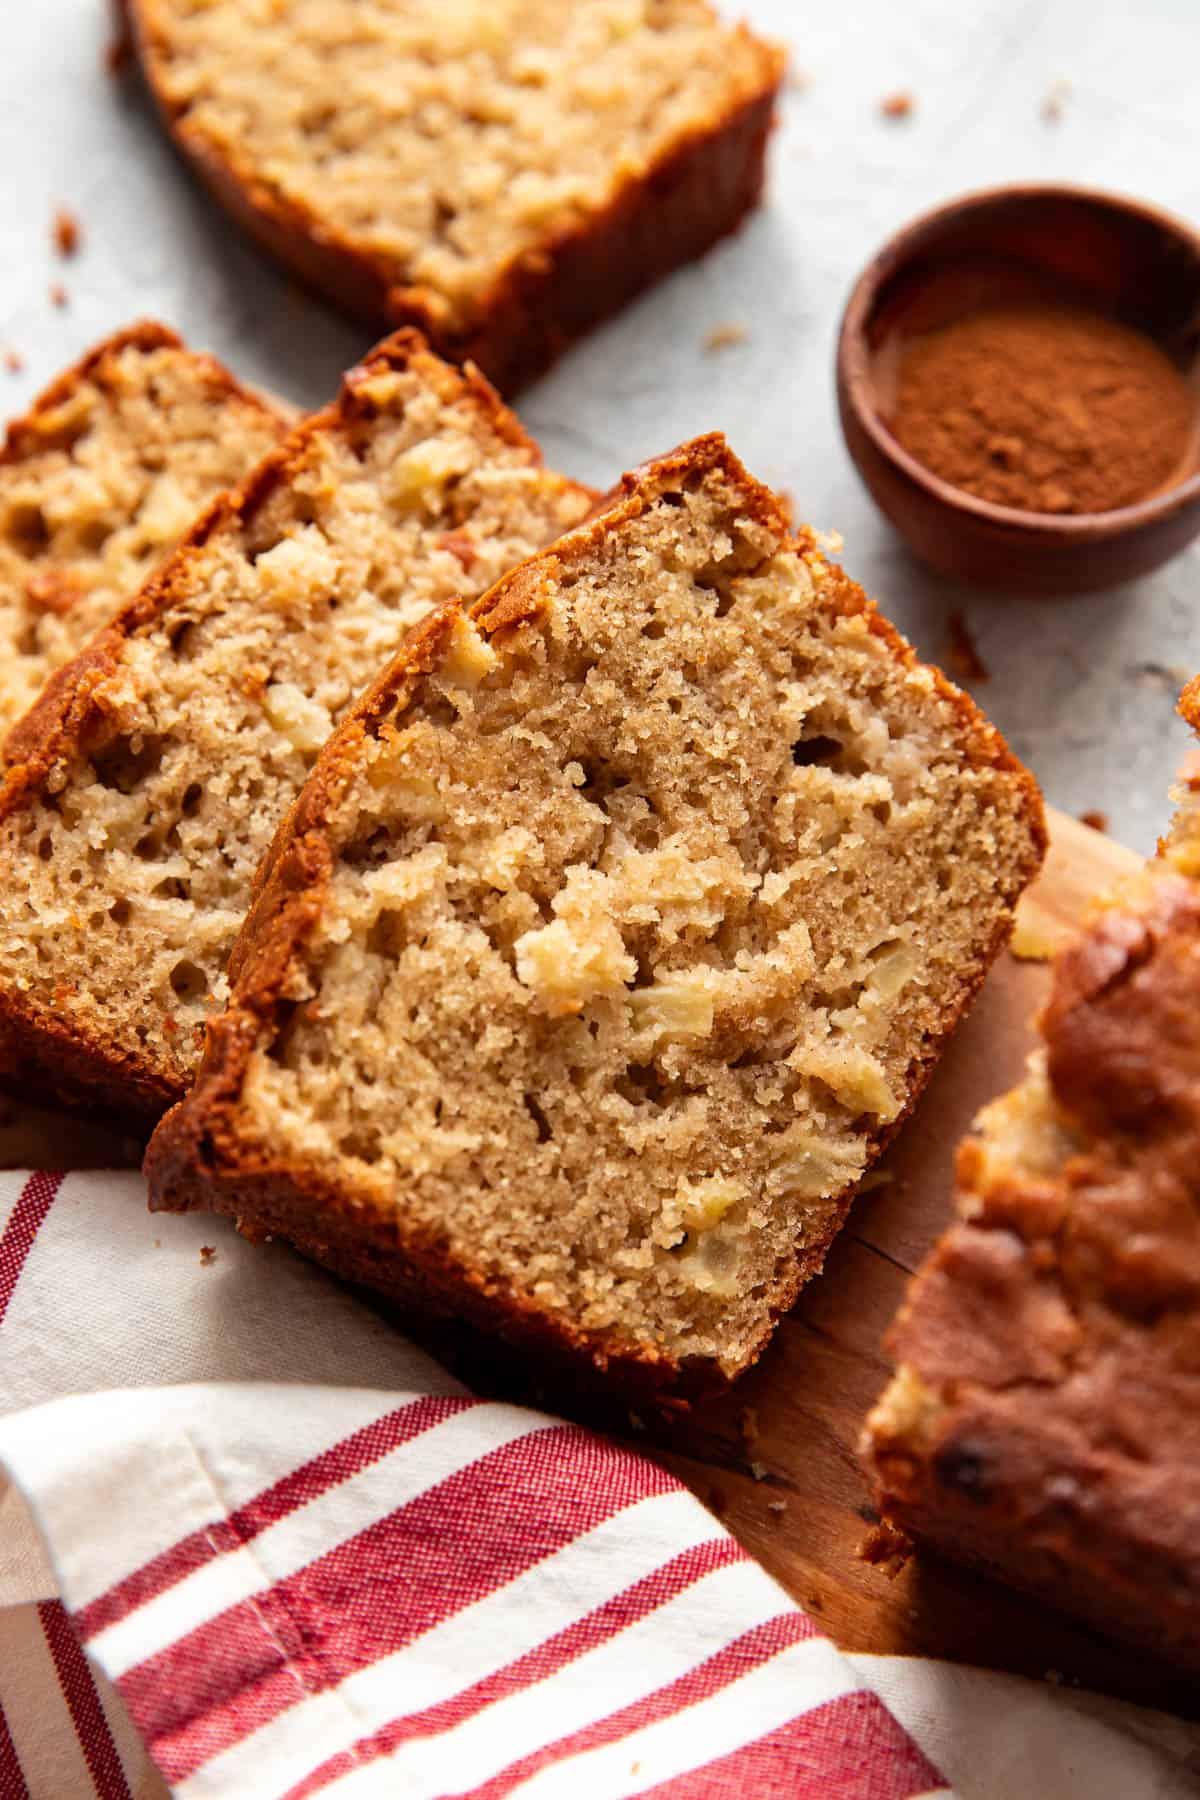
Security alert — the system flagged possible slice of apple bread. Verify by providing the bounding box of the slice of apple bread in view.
[146,434,1045,1391]
[0,330,590,1124]
[0,321,288,737]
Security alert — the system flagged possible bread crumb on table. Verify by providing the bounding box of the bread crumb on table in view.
[49,282,68,308]
[3,350,23,374]
[767,1499,788,1515]
[1042,78,1071,123]
[199,1244,217,1266]
[880,90,914,120]
[703,321,748,353]
[52,208,82,258]
[943,609,990,684]
[1009,911,1057,963]
[1079,809,1108,833]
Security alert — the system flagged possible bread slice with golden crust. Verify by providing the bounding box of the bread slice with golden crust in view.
[126,0,785,393]
[146,434,1045,1395]
[0,330,591,1127]
[0,321,288,738]
[864,682,1200,1670]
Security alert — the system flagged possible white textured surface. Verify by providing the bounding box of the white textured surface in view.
[2,0,1200,850]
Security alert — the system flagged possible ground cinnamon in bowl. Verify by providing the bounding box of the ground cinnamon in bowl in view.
[889,301,1196,514]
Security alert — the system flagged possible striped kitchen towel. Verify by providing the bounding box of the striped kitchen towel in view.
[0,1169,949,1799]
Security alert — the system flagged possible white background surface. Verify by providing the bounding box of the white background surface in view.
[4,2,1200,850]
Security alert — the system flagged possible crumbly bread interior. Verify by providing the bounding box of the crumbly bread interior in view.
[0,348,589,1100]
[0,335,284,736]
[229,449,1040,1376]
[136,0,780,332]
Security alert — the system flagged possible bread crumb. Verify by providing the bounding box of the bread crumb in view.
[860,1518,911,1575]
[1010,911,1058,963]
[1079,809,1108,834]
[767,1498,788,1515]
[4,350,24,375]
[739,1405,760,1446]
[880,90,914,120]
[1041,78,1071,123]
[748,1458,769,1481]
[49,282,68,308]
[53,208,82,258]
[944,609,989,684]
[704,321,748,353]
[199,1244,217,1266]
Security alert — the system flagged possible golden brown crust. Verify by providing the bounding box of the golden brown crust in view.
[0,321,181,460]
[126,3,784,395]
[867,827,1200,1669]
[2,319,287,474]
[146,436,1045,1393]
[0,329,574,1129]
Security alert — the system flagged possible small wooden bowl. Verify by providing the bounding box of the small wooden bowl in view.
[836,184,1200,594]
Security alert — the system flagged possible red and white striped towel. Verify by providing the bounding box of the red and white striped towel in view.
[2,1169,1197,1800]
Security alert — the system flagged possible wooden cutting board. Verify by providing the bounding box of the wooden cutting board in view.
[9,808,1186,1713]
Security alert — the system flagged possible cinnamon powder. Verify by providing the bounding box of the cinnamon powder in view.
[891,301,1196,514]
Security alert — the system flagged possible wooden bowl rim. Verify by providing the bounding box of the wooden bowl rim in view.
[837,180,1200,544]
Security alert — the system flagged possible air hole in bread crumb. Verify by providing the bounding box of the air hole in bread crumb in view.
[181,782,203,818]
[367,913,405,959]
[92,733,166,794]
[432,195,459,243]
[344,825,393,869]
[5,504,49,555]
[109,898,131,925]
[36,835,52,862]
[617,1063,680,1108]
[166,617,198,658]
[523,1093,553,1142]
[791,734,842,767]
[344,1126,383,1164]
[75,518,110,555]
[169,959,206,1003]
